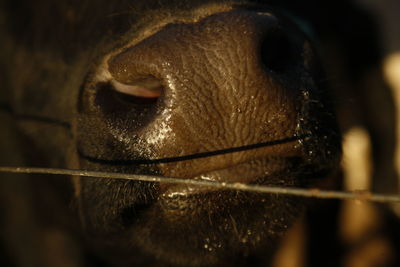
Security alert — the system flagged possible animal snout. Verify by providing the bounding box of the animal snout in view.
[71,5,342,266]
[89,10,318,179]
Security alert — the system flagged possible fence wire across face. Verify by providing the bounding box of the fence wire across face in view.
[0,166,400,203]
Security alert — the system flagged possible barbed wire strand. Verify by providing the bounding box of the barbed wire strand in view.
[0,166,399,203]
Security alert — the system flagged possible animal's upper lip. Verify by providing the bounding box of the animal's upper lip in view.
[157,135,311,199]
[159,156,296,199]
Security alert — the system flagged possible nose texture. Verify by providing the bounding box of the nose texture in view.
[107,10,313,177]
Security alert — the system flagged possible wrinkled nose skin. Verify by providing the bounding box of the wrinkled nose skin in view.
[76,8,341,267]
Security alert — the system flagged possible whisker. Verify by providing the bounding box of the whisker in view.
[0,166,399,203]
[78,135,310,165]
[0,103,71,130]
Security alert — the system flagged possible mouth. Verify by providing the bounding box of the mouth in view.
[157,156,332,212]
[160,157,293,196]
[156,132,340,208]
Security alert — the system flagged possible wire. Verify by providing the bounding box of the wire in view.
[0,166,399,203]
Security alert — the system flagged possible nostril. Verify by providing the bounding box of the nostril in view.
[93,74,163,129]
[111,75,163,103]
[260,29,303,74]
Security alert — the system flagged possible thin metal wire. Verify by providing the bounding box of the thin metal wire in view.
[0,166,399,203]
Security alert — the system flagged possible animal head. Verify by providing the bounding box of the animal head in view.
[74,3,341,265]
[1,1,342,266]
